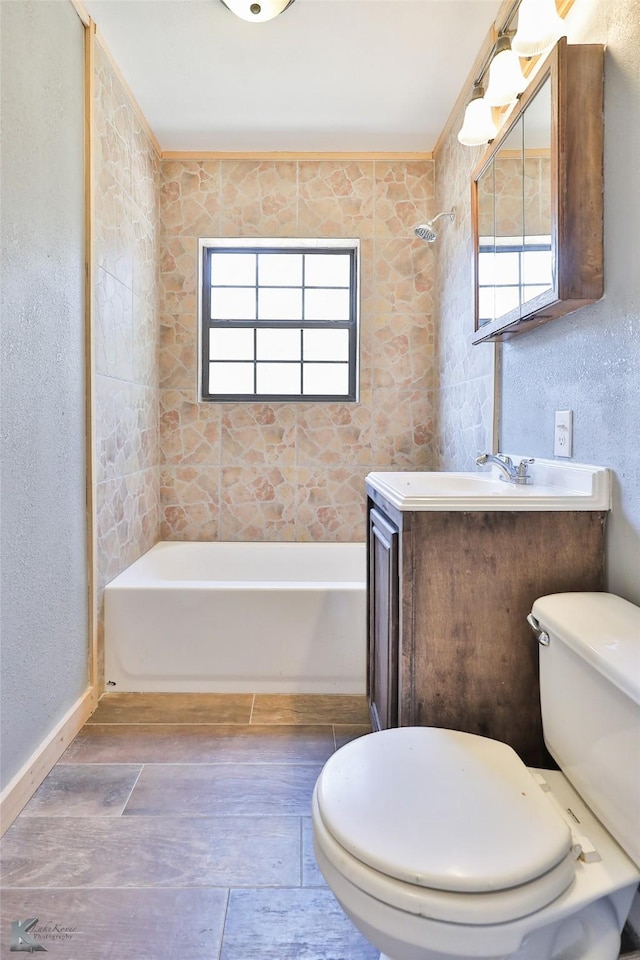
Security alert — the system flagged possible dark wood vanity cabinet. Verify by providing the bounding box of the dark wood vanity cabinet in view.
[366,485,606,766]
[368,508,400,731]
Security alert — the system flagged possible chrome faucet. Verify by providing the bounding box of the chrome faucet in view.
[475,453,535,485]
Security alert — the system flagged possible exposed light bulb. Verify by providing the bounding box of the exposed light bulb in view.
[485,35,528,107]
[219,0,295,23]
[458,86,498,147]
[512,0,566,58]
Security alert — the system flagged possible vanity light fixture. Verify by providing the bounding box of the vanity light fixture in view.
[512,0,567,58]
[219,0,296,23]
[457,83,498,146]
[457,0,568,146]
[484,34,528,106]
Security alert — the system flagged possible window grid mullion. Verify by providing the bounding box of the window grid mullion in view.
[253,327,258,395]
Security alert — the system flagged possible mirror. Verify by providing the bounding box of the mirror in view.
[471,40,604,344]
[522,78,552,305]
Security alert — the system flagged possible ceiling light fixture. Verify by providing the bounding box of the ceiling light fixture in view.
[457,84,498,146]
[512,0,567,57]
[219,0,296,23]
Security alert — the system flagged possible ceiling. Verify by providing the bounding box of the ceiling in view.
[83,0,503,153]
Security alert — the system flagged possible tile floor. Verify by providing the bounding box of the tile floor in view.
[0,693,377,960]
[3,693,639,960]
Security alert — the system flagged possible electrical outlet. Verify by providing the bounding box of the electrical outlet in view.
[554,410,573,458]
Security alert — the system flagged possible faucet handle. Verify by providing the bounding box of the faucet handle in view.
[516,458,535,479]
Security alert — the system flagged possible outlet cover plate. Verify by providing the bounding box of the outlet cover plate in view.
[554,410,573,458]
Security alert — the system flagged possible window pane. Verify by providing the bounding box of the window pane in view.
[478,251,496,287]
[495,234,523,247]
[257,328,301,361]
[304,288,350,321]
[259,253,303,287]
[211,287,256,320]
[210,253,255,286]
[209,362,255,395]
[210,327,254,361]
[256,362,301,395]
[305,253,351,287]
[303,363,349,396]
[258,287,303,321]
[303,328,349,362]
[495,286,520,316]
[493,252,520,286]
[478,287,496,323]
[522,250,552,286]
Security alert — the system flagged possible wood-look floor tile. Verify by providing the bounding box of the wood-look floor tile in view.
[333,724,373,751]
[220,888,378,960]
[252,694,369,725]
[301,818,326,888]
[0,889,228,959]
[88,693,253,724]
[123,764,322,817]
[21,765,141,817]
[62,724,336,765]
[0,816,299,888]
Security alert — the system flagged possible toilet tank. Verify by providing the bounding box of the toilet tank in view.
[531,592,640,868]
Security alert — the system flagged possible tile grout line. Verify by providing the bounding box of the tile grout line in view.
[217,887,231,960]
[300,816,305,888]
[58,761,330,768]
[119,763,145,816]
[85,720,258,726]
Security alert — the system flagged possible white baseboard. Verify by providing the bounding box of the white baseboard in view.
[0,686,98,836]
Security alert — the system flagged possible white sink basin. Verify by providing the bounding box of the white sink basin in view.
[366,458,611,511]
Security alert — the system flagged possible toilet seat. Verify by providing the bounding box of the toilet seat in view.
[315,727,578,924]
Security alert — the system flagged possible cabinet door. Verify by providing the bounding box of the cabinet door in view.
[368,507,399,731]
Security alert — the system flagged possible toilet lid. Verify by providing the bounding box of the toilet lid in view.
[316,727,573,894]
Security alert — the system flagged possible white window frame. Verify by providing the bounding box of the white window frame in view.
[198,238,360,402]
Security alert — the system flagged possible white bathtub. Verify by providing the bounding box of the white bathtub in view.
[104,541,367,694]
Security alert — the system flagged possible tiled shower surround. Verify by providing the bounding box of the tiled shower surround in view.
[93,41,161,677]
[159,159,438,541]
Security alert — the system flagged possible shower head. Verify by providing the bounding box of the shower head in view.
[415,207,456,243]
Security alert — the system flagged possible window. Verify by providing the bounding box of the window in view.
[199,238,360,402]
[477,235,552,326]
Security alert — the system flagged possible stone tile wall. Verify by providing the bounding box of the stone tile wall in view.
[159,159,437,541]
[434,116,496,469]
[479,156,551,237]
[93,42,161,678]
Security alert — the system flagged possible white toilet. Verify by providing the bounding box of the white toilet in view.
[312,592,640,960]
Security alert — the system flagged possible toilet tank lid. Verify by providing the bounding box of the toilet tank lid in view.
[532,593,640,705]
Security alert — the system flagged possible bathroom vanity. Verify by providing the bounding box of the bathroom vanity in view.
[366,462,610,765]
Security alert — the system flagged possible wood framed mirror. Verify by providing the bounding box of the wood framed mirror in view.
[471,39,604,344]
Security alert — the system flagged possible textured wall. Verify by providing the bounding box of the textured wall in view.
[500,0,640,604]
[93,41,161,679]
[0,1,88,789]
[159,159,437,541]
